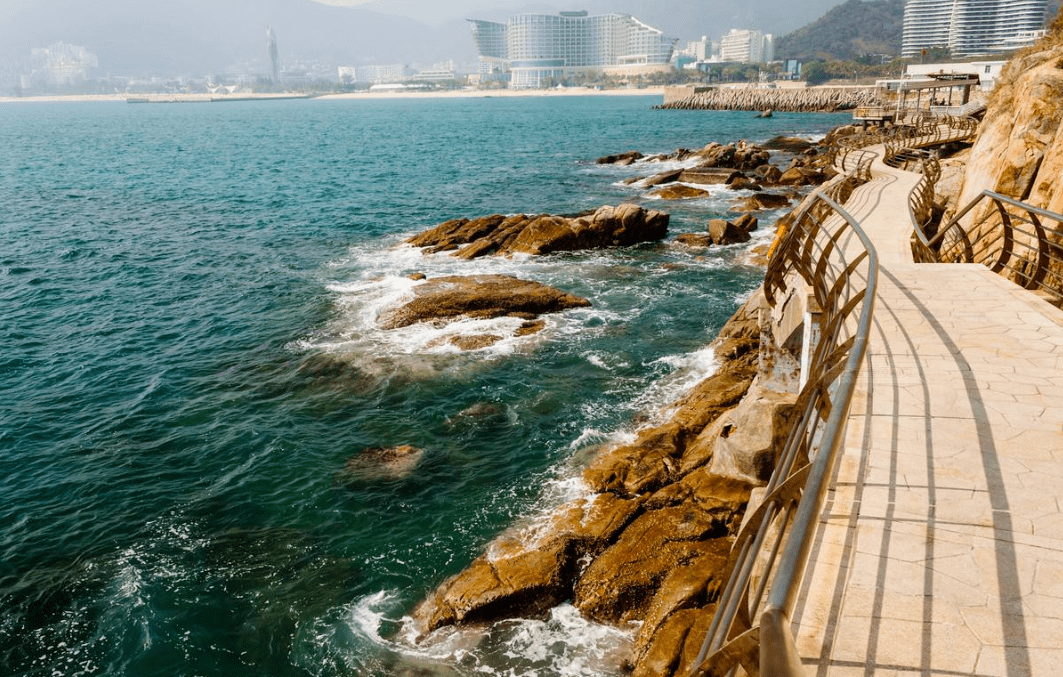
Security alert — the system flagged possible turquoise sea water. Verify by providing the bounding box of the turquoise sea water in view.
[0,96,847,676]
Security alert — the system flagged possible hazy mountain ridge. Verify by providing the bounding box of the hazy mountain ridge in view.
[775,0,905,62]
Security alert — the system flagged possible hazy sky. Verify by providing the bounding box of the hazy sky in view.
[0,0,852,76]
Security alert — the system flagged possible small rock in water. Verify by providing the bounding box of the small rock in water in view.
[343,445,425,481]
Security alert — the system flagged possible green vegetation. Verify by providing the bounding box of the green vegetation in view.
[776,0,905,62]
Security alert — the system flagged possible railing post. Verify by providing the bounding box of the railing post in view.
[799,296,823,392]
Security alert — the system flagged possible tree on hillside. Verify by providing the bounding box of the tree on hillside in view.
[803,61,830,85]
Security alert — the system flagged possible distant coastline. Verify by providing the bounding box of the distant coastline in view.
[0,87,667,105]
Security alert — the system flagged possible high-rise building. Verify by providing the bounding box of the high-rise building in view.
[902,0,1047,57]
[719,29,774,64]
[469,11,676,88]
[266,26,279,82]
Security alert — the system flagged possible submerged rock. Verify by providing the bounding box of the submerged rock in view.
[377,274,590,331]
[343,445,425,481]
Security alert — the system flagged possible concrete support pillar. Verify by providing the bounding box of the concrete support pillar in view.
[799,296,823,391]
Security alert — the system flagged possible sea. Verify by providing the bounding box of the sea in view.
[0,95,847,677]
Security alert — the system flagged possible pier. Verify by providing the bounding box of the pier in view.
[690,118,1063,675]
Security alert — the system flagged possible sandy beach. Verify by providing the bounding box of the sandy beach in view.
[0,86,666,105]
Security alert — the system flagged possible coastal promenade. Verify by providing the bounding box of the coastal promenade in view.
[791,151,1063,674]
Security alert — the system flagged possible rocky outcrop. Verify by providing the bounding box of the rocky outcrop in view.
[407,290,803,675]
[406,204,669,259]
[378,274,589,333]
[732,192,793,212]
[708,219,752,246]
[952,31,1063,220]
[597,151,644,165]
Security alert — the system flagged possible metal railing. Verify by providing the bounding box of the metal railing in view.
[911,190,1063,305]
[687,169,880,677]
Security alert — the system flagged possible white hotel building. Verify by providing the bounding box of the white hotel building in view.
[469,11,676,88]
[902,0,1047,57]
[719,29,775,64]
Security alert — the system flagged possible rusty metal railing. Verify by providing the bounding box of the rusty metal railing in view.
[912,190,1063,305]
[687,166,879,677]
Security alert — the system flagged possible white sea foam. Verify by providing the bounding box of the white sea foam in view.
[334,597,636,677]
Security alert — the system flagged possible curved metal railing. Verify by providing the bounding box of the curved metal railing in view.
[911,190,1063,305]
[687,168,880,677]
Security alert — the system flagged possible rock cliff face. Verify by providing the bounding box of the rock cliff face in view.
[953,18,1063,217]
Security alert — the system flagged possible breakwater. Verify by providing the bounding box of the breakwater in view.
[660,85,887,112]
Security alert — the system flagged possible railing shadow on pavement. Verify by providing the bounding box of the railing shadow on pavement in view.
[686,156,879,677]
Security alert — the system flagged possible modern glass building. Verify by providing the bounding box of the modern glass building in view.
[902,0,1047,57]
[469,11,676,88]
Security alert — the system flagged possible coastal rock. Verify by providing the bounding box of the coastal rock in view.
[674,233,715,248]
[408,492,643,637]
[679,168,743,185]
[630,607,714,677]
[733,213,759,232]
[709,219,752,245]
[406,204,669,259]
[732,192,792,212]
[583,422,687,496]
[597,150,644,165]
[343,445,425,482]
[695,141,771,171]
[755,164,784,184]
[762,135,814,153]
[776,166,826,186]
[642,169,685,187]
[630,546,729,669]
[572,507,731,624]
[377,274,590,330]
[652,184,710,200]
[727,176,763,191]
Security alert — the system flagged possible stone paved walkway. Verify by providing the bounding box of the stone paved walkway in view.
[791,153,1063,676]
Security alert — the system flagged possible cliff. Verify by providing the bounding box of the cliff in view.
[952,11,1063,216]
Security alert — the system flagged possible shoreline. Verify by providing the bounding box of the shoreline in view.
[0,87,666,105]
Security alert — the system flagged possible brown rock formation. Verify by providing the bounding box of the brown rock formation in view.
[708,219,753,245]
[679,168,743,185]
[953,29,1063,219]
[408,491,644,637]
[732,192,793,212]
[675,233,715,248]
[377,274,590,330]
[643,169,685,187]
[406,204,670,259]
[761,136,814,153]
[652,185,710,199]
[597,150,644,165]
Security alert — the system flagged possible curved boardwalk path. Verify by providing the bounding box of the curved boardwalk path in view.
[792,149,1063,675]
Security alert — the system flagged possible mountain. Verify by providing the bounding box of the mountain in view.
[775,0,905,61]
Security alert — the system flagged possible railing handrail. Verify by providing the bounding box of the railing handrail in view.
[913,189,1063,304]
[688,163,879,677]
